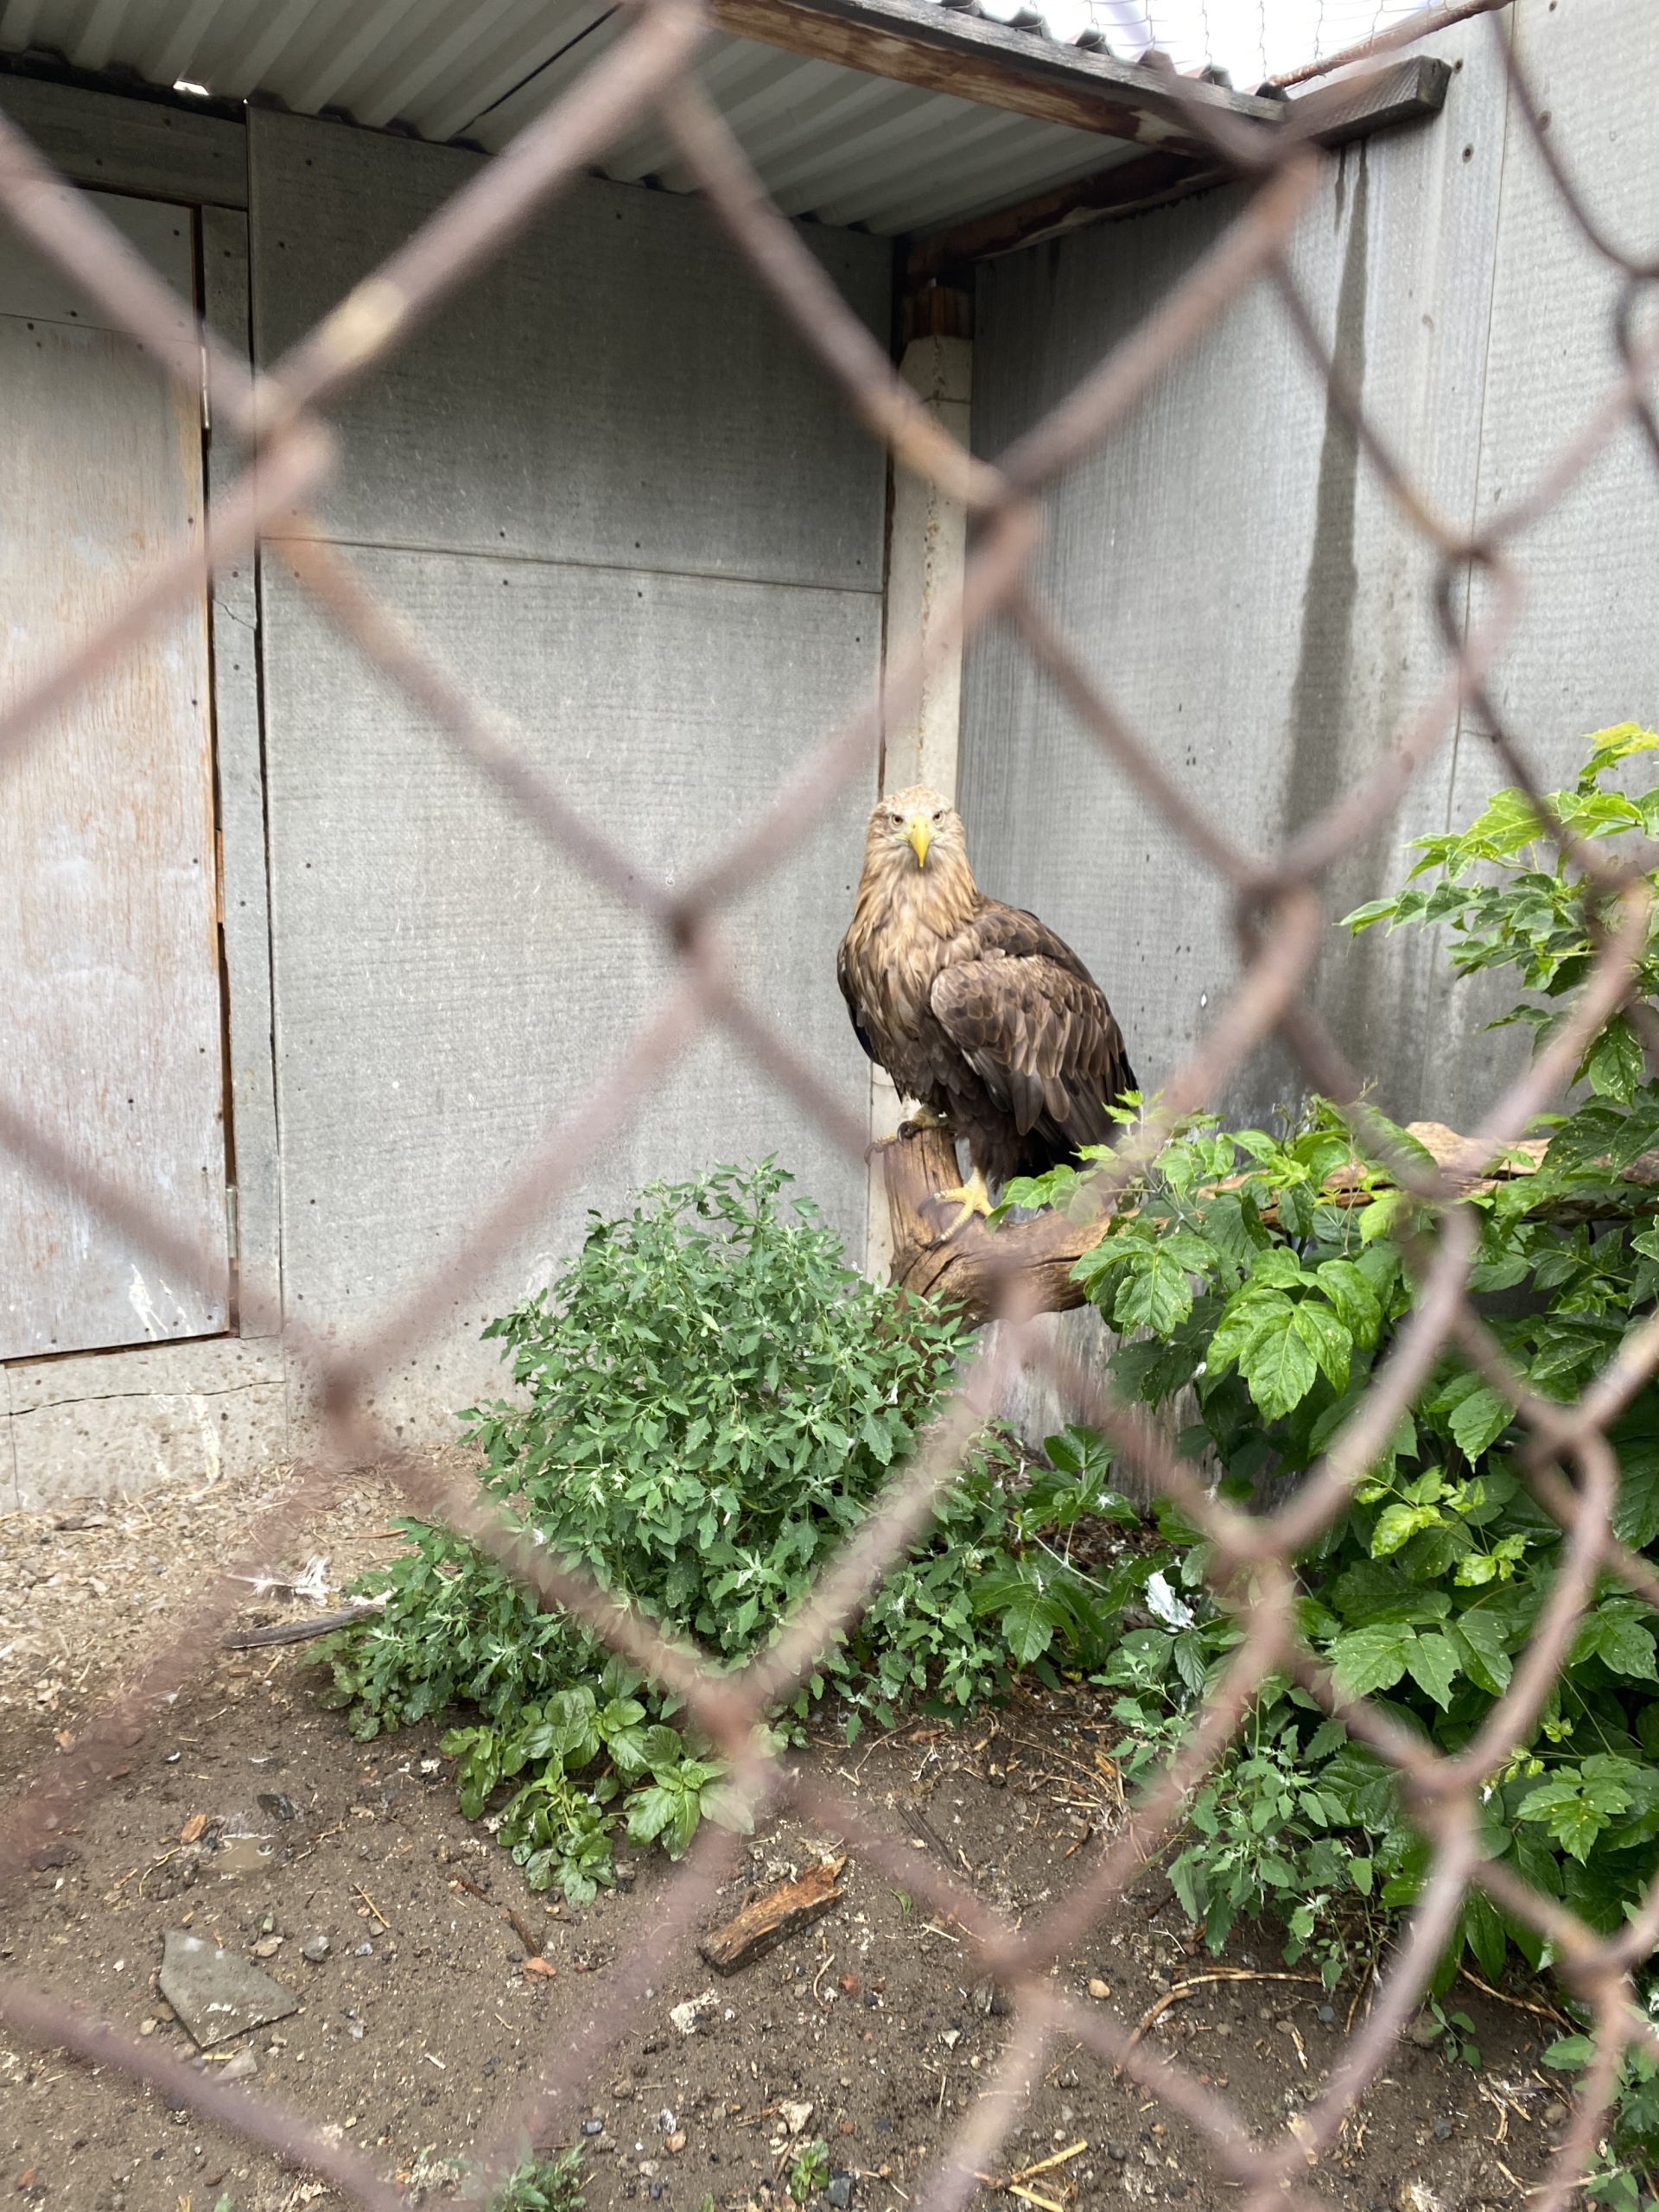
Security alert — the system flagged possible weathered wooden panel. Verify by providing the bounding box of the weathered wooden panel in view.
[8,1338,286,1510]
[0,74,246,207]
[259,549,875,1435]
[0,191,230,1359]
[247,110,892,593]
[959,16,1504,1134]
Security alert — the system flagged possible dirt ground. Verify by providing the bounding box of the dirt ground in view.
[0,1465,1578,2212]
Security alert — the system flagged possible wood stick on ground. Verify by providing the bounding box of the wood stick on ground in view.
[1459,1969,1572,2028]
[1119,1970,1324,2066]
[1009,2139,1088,2183]
[972,2177,1065,2212]
[222,1599,385,1649]
[697,1856,848,1974]
[500,1906,543,1957]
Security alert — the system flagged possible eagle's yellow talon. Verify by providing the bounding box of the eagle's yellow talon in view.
[933,1168,993,1236]
[899,1104,951,1136]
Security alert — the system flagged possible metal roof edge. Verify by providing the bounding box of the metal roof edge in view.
[708,0,1290,152]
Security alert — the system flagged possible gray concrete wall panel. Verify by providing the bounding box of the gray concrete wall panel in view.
[1433,0,1659,1111]
[260,550,874,1434]
[0,75,246,206]
[247,109,892,594]
[7,1338,285,1510]
[959,17,1510,1134]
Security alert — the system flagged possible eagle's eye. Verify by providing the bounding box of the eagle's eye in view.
[932,810,944,823]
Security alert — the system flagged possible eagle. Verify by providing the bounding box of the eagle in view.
[837,785,1136,1229]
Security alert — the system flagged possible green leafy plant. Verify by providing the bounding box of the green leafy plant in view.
[1007,727,1659,2151]
[1543,2032,1659,2209]
[788,2139,831,2204]
[481,2146,586,2212]
[318,1165,1163,1899]
[1414,1999,1482,2069]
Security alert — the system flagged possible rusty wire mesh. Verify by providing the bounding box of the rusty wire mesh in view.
[2,1,1657,2205]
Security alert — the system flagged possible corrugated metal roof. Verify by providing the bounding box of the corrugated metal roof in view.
[0,0,1157,232]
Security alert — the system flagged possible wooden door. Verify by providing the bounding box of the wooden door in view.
[0,191,231,1359]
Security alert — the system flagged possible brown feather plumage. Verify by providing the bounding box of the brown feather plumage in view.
[837,785,1135,1188]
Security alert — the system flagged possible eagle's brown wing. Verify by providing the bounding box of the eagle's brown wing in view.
[930,906,1135,1153]
[836,938,876,1064]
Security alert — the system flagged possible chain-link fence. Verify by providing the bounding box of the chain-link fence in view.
[3,1,1658,2205]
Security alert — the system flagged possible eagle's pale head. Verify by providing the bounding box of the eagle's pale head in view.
[866,785,968,875]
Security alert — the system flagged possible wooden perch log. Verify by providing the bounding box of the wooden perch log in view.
[879,1125,1108,1324]
[876,1118,1653,1327]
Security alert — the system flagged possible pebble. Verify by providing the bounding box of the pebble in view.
[251,1935,283,1959]
[353,1942,374,1958]
[301,1934,330,1963]
[826,2176,853,2209]
[1318,2006,1336,2024]
[1432,2120,1452,2141]
[583,2120,604,2137]
[219,2049,257,2083]
[1086,1979,1110,2001]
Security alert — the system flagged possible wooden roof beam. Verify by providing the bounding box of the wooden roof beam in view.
[705,0,1291,152]
[906,54,1452,276]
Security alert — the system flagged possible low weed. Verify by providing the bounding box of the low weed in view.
[484,2147,586,2212]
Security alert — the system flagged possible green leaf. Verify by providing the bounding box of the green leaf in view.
[1580,721,1659,783]
[1594,1610,1658,1681]
[1239,1316,1319,1422]
[1340,898,1400,934]
[1613,1440,1659,1549]
[997,1585,1065,1666]
[1448,1610,1512,1696]
[1371,1503,1441,1559]
[1586,1016,1645,1105]
[1403,1630,1459,1709]
[1516,1764,1636,1861]
[1113,1248,1195,1337]
[1541,2034,1596,2072]
[1329,1623,1414,1700]
[1459,1886,1509,1981]
[1315,1259,1383,1349]
[1446,1386,1512,1463]
[1291,1300,1352,1395]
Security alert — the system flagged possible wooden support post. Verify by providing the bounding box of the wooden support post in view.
[867,334,974,1280]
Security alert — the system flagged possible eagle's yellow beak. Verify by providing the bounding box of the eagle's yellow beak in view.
[906,815,931,868]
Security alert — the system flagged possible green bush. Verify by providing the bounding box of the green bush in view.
[318,1161,1154,1899]
[1005,727,1659,2157]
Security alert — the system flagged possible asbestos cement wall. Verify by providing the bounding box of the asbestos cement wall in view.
[248,110,890,1442]
[0,86,890,1500]
[959,0,1659,1142]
